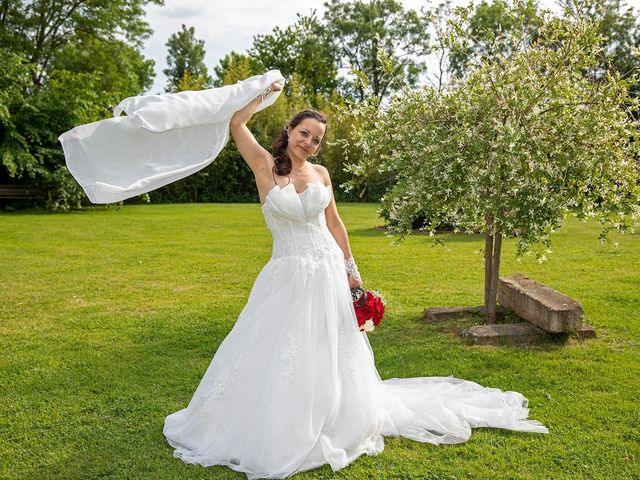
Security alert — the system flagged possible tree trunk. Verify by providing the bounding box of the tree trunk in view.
[484,214,494,322]
[484,231,493,310]
[486,233,503,323]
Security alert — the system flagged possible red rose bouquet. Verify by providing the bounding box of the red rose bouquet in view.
[350,287,386,332]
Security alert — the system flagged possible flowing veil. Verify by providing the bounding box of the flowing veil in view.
[58,70,285,204]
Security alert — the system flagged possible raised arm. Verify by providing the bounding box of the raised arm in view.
[229,81,283,176]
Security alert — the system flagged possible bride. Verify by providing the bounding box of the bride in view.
[163,81,548,479]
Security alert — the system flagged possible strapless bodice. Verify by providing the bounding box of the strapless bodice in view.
[261,181,343,261]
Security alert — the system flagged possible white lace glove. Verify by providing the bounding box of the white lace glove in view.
[256,86,272,104]
[344,256,362,284]
[256,80,284,104]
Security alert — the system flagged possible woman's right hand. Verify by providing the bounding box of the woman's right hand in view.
[253,80,284,105]
[270,80,284,92]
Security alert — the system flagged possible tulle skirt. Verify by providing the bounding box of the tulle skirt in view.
[164,249,548,479]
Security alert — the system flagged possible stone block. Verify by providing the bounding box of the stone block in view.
[498,273,583,333]
[424,305,504,323]
[575,323,597,339]
[460,322,551,345]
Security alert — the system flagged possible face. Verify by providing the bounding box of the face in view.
[287,118,326,160]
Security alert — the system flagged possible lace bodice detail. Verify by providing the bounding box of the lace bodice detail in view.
[261,181,343,260]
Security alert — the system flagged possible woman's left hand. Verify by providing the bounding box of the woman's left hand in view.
[348,274,363,289]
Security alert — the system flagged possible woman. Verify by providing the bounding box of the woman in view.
[163,81,548,479]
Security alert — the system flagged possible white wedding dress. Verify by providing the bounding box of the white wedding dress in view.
[163,180,549,479]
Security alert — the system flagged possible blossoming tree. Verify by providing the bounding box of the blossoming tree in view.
[341,3,640,323]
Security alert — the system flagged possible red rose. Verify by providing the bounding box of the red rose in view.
[363,293,375,316]
[372,297,385,325]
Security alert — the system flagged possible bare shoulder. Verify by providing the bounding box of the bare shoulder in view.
[312,163,331,186]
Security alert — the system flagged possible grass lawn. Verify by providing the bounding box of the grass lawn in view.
[1,202,638,480]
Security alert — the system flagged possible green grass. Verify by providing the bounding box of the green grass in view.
[1,203,639,480]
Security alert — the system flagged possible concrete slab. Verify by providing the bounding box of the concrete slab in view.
[424,305,505,323]
[498,273,583,332]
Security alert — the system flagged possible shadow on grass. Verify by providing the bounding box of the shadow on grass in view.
[415,312,580,352]
[348,226,484,244]
[1,204,126,216]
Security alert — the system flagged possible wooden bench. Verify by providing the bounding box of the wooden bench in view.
[0,184,46,200]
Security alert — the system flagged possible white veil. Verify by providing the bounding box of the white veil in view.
[58,70,285,204]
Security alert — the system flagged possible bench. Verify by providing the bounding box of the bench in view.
[0,184,46,200]
[498,273,583,332]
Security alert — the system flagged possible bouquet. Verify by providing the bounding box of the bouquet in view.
[350,287,386,332]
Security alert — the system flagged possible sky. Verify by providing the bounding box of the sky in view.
[142,0,639,94]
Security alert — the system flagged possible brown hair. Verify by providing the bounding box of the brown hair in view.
[271,109,327,176]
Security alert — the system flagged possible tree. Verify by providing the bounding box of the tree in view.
[52,34,156,102]
[0,0,160,210]
[175,70,210,92]
[250,12,338,102]
[212,51,263,88]
[0,48,36,182]
[448,0,640,94]
[564,0,640,97]
[164,24,210,92]
[0,0,161,89]
[342,2,640,323]
[323,0,429,101]
[447,0,543,78]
